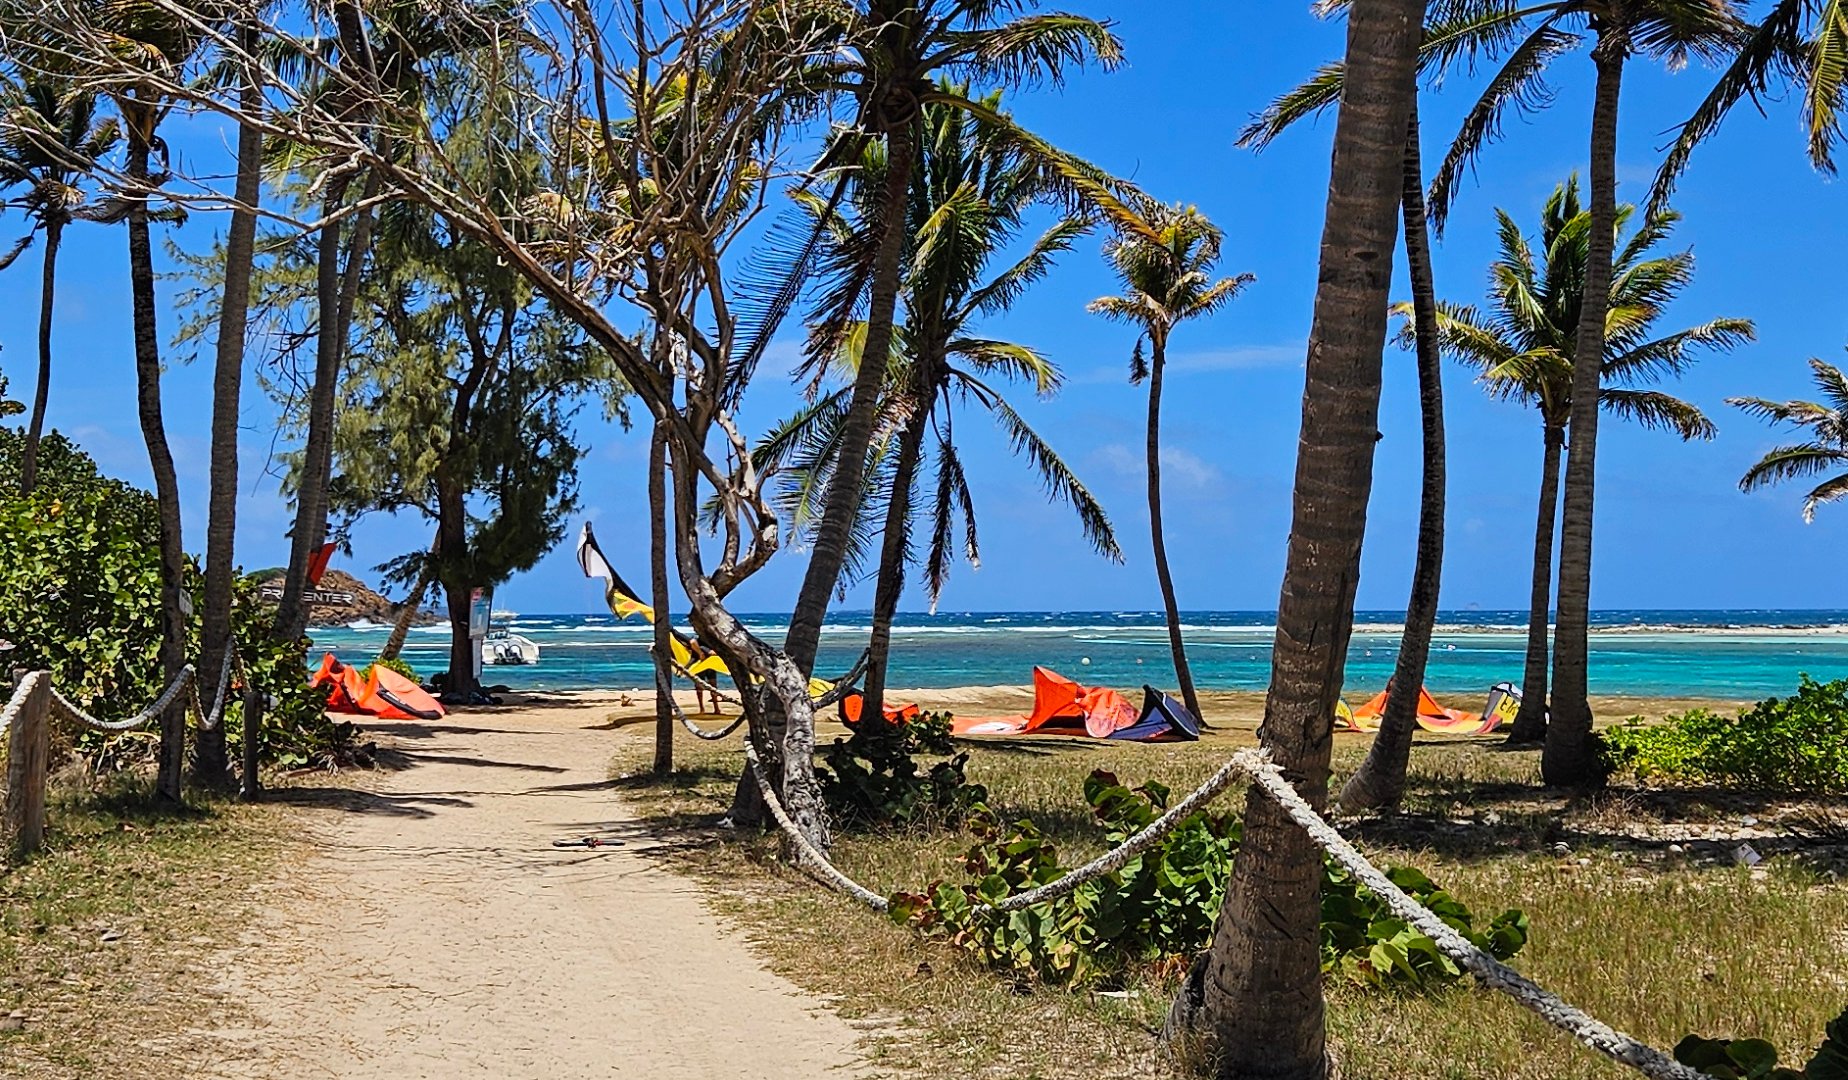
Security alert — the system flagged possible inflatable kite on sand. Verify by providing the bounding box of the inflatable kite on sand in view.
[314,654,446,721]
[1334,683,1509,736]
[949,666,1201,742]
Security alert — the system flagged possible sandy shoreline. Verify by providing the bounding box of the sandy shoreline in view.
[529,684,1751,734]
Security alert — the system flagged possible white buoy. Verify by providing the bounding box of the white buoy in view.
[1080,657,1091,665]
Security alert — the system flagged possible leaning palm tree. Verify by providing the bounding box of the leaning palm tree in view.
[1251,0,1747,785]
[1426,177,1748,743]
[1731,355,1848,520]
[778,1,1128,684]
[763,88,1120,721]
[0,81,118,497]
[1089,206,1251,727]
[78,2,209,803]
[1160,0,1425,1069]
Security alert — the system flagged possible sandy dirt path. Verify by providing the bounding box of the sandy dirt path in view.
[192,693,865,1079]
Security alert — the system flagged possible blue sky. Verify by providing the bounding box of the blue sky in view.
[3,1,1844,617]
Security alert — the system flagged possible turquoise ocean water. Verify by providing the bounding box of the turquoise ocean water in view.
[310,610,1848,700]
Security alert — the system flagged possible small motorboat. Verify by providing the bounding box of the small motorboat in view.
[482,627,540,665]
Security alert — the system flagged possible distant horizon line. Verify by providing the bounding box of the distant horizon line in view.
[467,606,1848,617]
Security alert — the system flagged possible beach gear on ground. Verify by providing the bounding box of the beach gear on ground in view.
[1333,697,1378,733]
[838,692,922,727]
[1110,687,1203,741]
[313,653,446,721]
[1483,681,1523,729]
[1349,684,1499,735]
[950,666,1184,740]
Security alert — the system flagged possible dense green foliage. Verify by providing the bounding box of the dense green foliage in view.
[0,427,347,769]
[888,771,1527,987]
[360,656,419,684]
[817,711,986,828]
[1676,1006,1848,1079]
[1602,677,1848,793]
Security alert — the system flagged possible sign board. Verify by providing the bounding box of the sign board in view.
[257,584,356,607]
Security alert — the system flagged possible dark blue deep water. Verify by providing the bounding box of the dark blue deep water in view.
[310,609,1848,700]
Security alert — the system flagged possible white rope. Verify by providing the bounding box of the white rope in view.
[1233,748,1704,1080]
[0,671,48,741]
[189,641,237,732]
[49,665,196,732]
[740,736,1704,1080]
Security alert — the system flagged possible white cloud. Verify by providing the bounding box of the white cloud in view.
[1092,442,1221,490]
[1072,341,1305,384]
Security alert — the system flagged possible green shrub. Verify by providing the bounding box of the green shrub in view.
[888,770,1528,989]
[0,428,353,771]
[818,711,986,829]
[1676,1005,1848,1078]
[360,656,420,684]
[1603,677,1848,792]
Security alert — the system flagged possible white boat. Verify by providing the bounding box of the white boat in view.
[491,608,519,621]
[482,628,540,665]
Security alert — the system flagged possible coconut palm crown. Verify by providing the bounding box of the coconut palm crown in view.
[1731,356,1848,521]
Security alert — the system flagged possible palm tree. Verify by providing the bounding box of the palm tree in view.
[1424,178,1747,743]
[1161,0,1425,1071]
[0,81,118,497]
[1235,19,1452,810]
[1731,355,1848,520]
[763,89,1120,721]
[779,1,1126,683]
[85,2,207,803]
[198,11,265,787]
[1089,206,1251,727]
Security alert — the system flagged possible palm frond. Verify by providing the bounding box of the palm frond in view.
[1605,318,1755,384]
[936,13,1126,89]
[1799,470,1848,522]
[1807,0,1848,172]
[1238,62,1345,149]
[1598,388,1716,440]
[1428,20,1579,235]
[1738,442,1848,490]
[975,381,1120,561]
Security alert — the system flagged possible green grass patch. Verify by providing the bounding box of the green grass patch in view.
[1,776,291,1079]
[610,732,1848,1080]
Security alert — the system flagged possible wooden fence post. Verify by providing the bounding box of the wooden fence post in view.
[5,673,52,858]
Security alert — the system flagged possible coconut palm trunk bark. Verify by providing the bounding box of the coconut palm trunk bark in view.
[1146,334,1204,724]
[862,400,930,721]
[1546,35,1625,787]
[1161,0,1421,1072]
[20,217,62,498]
[198,25,265,787]
[124,117,190,803]
[649,420,675,775]
[783,115,917,677]
[1340,109,1446,812]
[1508,422,1565,743]
[274,173,356,644]
[275,163,383,645]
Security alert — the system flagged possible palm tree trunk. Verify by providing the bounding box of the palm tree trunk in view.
[20,217,61,498]
[649,420,674,775]
[378,557,433,663]
[1340,108,1446,812]
[274,164,384,645]
[273,173,355,645]
[125,119,189,803]
[1146,336,1204,724]
[1508,423,1565,743]
[783,117,916,677]
[862,404,930,721]
[1546,36,1625,787]
[198,25,264,788]
[1163,0,1421,1072]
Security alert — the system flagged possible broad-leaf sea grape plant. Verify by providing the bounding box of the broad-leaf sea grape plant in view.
[1676,1006,1848,1079]
[1602,677,1848,793]
[888,771,1528,988]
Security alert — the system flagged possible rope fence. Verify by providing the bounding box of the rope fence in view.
[739,740,1706,1080]
[4,641,246,858]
